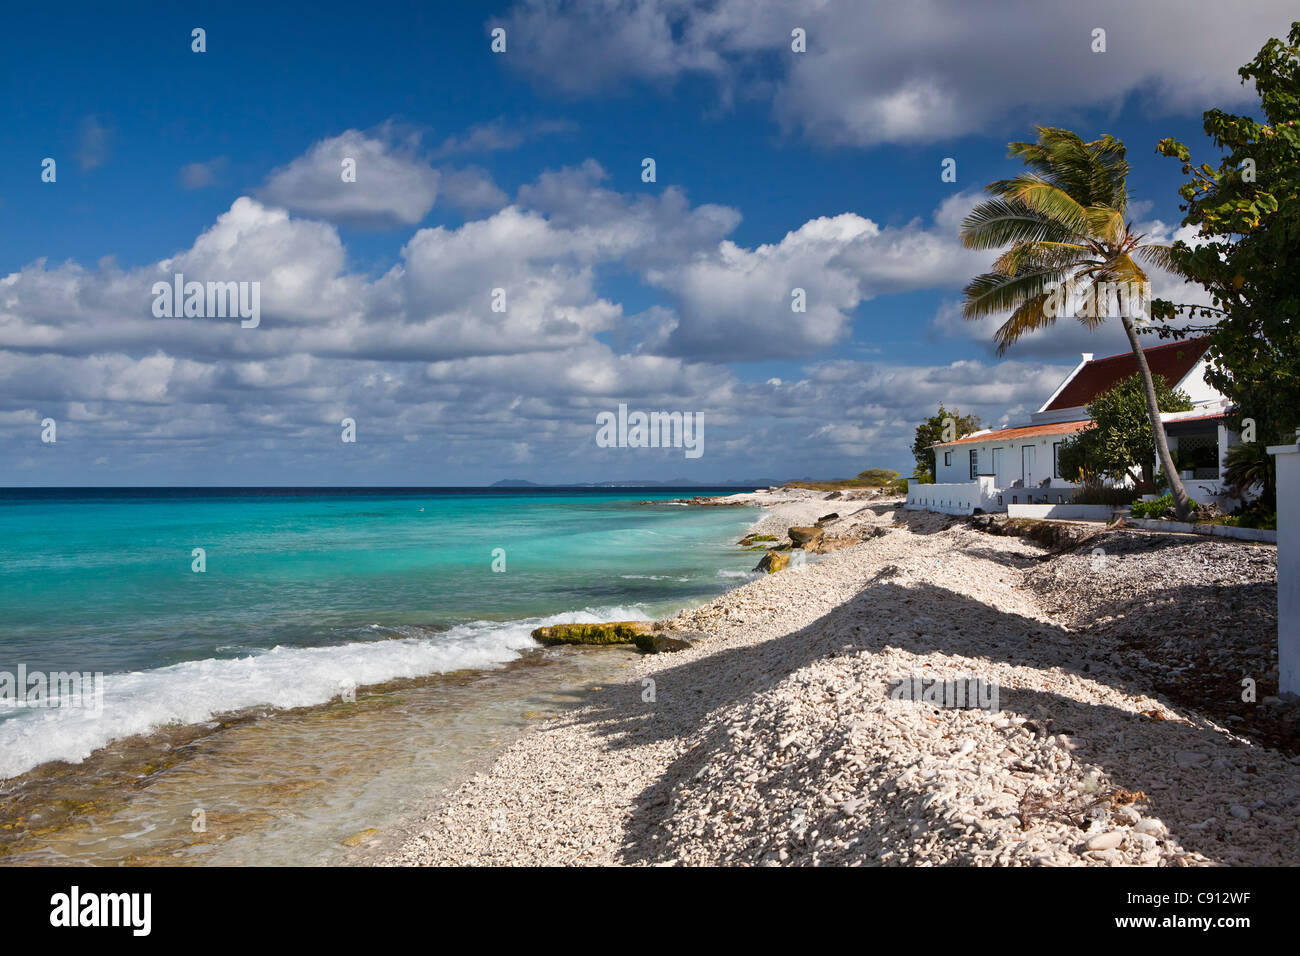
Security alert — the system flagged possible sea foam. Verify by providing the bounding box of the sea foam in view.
[0,605,649,781]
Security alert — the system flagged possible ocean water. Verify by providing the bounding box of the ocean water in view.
[0,487,767,864]
[0,488,760,783]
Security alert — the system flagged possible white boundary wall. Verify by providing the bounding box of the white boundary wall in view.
[906,477,999,515]
[1122,517,1276,543]
[1006,504,1118,521]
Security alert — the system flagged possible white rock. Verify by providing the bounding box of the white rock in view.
[1084,830,1125,851]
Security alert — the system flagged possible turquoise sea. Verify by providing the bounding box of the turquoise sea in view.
[0,488,760,783]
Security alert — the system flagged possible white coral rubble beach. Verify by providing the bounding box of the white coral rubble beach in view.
[384,489,1295,867]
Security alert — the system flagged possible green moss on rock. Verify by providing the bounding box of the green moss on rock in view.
[530,621,655,646]
[754,549,790,573]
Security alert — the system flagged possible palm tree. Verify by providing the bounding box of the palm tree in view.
[960,126,1193,520]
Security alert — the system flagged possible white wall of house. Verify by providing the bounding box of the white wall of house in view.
[933,436,1078,495]
[1177,358,1224,405]
[934,445,978,484]
[1035,353,1092,414]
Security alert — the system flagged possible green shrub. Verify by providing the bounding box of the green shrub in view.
[1223,441,1277,508]
[1129,492,1199,519]
[889,477,909,494]
[855,468,900,486]
[1222,502,1277,530]
[1128,496,1163,518]
[1072,481,1139,506]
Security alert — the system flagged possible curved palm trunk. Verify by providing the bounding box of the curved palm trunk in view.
[1118,314,1192,519]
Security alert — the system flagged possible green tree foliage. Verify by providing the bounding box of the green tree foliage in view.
[911,404,981,479]
[1056,374,1192,485]
[855,468,900,486]
[1154,22,1300,448]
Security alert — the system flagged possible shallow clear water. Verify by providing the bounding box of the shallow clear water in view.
[0,488,760,864]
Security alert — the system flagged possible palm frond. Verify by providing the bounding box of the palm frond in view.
[1085,206,1125,245]
[1104,254,1148,285]
[1074,259,1150,326]
[1073,277,1110,330]
[962,267,1068,319]
[1086,134,1131,209]
[994,293,1055,354]
[988,174,1092,235]
[1133,243,1183,275]
[1007,127,1130,210]
[991,241,1092,276]
[960,199,1074,249]
[1008,128,1093,195]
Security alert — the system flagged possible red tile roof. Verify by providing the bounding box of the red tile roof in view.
[933,419,1093,447]
[1043,338,1210,411]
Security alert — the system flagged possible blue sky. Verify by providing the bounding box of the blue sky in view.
[2,1,1294,485]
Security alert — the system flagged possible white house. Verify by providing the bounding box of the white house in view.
[908,338,1237,515]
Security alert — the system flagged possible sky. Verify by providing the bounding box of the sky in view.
[1,0,1294,486]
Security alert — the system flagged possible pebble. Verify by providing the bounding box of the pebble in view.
[1134,817,1166,836]
[1084,830,1125,851]
[380,490,1293,868]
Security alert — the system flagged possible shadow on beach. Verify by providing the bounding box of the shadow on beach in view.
[546,567,1290,865]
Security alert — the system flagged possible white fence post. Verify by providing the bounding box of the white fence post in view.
[1269,431,1299,696]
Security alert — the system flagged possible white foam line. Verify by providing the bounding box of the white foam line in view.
[0,604,650,781]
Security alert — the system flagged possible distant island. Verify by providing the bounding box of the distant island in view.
[489,478,800,488]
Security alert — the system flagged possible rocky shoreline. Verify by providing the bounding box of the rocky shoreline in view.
[383,489,1297,866]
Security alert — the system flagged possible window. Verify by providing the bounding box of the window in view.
[1177,434,1219,479]
[943,451,952,467]
[1052,442,1062,479]
[969,449,978,480]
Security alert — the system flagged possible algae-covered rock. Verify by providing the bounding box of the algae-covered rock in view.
[788,526,825,549]
[814,534,858,554]
[530,621,655,645]
[738,533,778,546]
[341,828,379,847]
[634,631,703,654]
[754,549,790,573]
